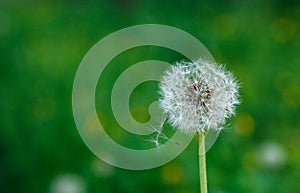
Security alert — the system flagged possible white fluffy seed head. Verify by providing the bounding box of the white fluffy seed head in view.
[159,59,240,134]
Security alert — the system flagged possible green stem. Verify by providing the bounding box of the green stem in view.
[199,132,207,193]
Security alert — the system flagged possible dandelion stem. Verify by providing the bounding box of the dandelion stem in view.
[199,132,207,193]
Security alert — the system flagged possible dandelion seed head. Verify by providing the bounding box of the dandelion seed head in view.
[159,59,240,134]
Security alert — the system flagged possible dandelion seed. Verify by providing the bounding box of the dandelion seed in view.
[147,116,169,147]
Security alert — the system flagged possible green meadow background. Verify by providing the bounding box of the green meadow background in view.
[1,0,300,193]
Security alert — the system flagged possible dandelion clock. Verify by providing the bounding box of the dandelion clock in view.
[159,59,240,193]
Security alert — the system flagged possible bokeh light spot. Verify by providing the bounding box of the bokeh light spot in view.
[271,18,297,43]
[160,162,183,184]
[84,113,101,137]
[233,113,255,136]
[258,142,287,169]
[283,84,300,108]
[50,174,86,193]
[91,158,114,178]
[213,14,237,39]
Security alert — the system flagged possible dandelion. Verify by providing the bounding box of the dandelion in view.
[158,58,240,193]
[159,59,240,134]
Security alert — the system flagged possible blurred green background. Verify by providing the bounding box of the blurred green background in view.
[1,0,300,193]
